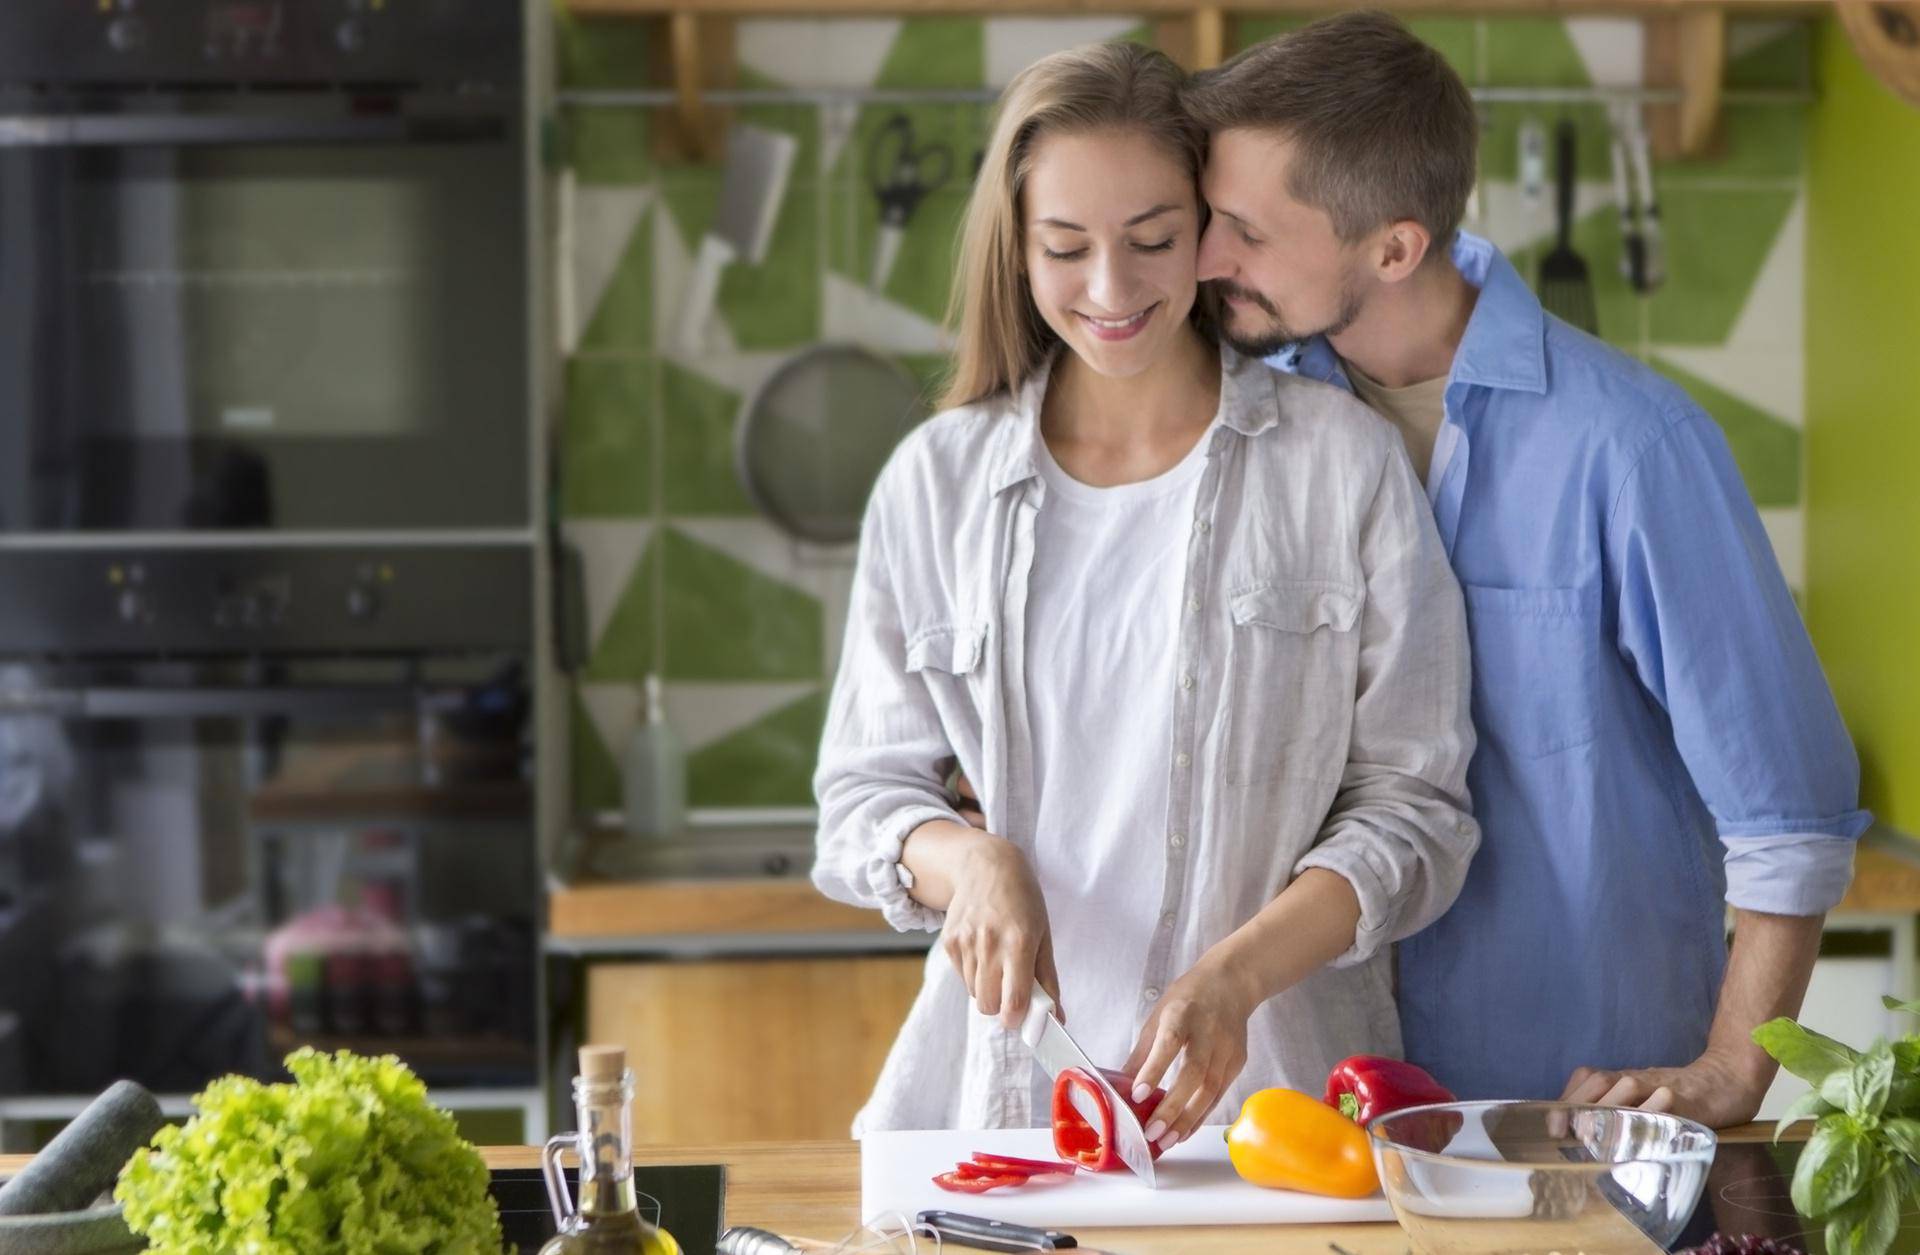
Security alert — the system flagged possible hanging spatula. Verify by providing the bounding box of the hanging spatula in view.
[1537,118,1597,335]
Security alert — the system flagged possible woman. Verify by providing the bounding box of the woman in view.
[813,41,1476,1145]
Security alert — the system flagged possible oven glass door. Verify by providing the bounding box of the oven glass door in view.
[0,100,529,534]
[0,655,538,1101]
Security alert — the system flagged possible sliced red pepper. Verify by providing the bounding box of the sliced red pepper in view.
[969,1152,1080,1176]
[1050,1066,1167,1173]
[932,1169,1028,1194]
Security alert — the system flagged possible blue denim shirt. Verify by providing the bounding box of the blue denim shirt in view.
[1274,232,1872,1101]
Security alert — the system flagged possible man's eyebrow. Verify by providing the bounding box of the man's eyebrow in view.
[1034,203,1185,232]
[1212,205,1260,231]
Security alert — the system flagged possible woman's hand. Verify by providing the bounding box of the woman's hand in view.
[1121,953,1258,1153]
[911,822,1064,1031]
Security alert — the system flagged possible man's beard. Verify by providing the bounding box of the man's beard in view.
[1210,277,1364,358]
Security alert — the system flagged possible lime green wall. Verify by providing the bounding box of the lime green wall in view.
[1806,19,1920,833]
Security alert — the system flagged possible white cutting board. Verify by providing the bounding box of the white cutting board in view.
[860,1125,1395,1228]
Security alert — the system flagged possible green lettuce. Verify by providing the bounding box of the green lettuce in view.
[115,1048,505,1254]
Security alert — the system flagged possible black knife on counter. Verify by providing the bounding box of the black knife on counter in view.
[914,1210,1107,1252]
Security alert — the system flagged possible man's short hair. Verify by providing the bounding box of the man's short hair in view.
[1183,10,1478,260]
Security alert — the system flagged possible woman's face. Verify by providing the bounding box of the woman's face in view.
[1021,127,1201,381]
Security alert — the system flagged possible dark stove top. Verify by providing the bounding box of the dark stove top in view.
[490,1165,727,1255]
[1667,1140,1920,1253]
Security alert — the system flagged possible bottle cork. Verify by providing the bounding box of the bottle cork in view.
[579,1045,627,1082]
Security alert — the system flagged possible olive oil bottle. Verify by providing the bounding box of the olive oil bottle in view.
[540,1046,681,1255]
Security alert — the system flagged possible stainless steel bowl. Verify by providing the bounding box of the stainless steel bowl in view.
[1368,1100,1718,1254]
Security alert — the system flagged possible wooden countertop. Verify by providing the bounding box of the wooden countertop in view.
[0,1122,1791,1253]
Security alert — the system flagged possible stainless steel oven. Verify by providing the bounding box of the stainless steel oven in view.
[0,1,546,1144]
[0,0,530,536]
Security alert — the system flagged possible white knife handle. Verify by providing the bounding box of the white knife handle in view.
[1018,982,1055,1050]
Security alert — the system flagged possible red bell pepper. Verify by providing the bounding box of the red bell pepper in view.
[932,1169,1028,1194]
[1050,1066,1167,1172]
[1323,1055,1454,1124]
[968,1152,1079,1176]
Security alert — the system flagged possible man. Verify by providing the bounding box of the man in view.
[1169,10,1870,1125]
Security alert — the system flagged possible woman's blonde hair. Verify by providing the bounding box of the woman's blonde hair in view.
[939,41,1210,410]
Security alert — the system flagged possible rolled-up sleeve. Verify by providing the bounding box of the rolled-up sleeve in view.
[1295,436,1479,966]
[1607,408,1870,916]
[811,472,964,933]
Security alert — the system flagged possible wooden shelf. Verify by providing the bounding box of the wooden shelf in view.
[548,877,894,939]
[561,0,1819,160]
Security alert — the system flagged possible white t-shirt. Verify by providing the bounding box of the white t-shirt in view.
[1022,416,1216,1103]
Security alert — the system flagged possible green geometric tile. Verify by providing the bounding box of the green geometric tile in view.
[563,357,655,518]
[687,689,829,807]
[1661,103,1806,181]
[1727,20,1813,90]
[1480,103,1615,183]
[1647,188,1796,344]
[1227,16,1472,75]
[580,205,654,354]
[902,353,954,412]
[585,536,661,682]
[1230,16,1308,54]
[556,15,654,90]
[877,19,985,89]
[661,527,822,681]
[1652,356,1802,508]
[1484,18,1590,89]
[661,362,753,514]
[658,100,821,349]
[566,107,655,186]
[1503,200,1639,345]
[571,688,623,815]
[827,106,982,326]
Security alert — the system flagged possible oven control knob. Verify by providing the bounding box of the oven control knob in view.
[346,582,381,620]
[116,588,150,624]
[107,16,146,53]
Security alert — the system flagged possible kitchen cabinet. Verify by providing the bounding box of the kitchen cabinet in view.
[548,872,931,1143]
[585,952,925,1145]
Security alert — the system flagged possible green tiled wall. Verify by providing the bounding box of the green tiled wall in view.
[557,10,1813,815]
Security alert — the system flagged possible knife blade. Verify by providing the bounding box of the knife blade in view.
[1015,983,1157,1188]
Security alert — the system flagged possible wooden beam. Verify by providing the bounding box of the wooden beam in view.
[1193,4,1228,69]
[1645,6,1726,160]
[570,0,1822,18]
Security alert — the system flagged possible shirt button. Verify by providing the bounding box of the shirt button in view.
[1187,597,1201,613]
[1143,987,1161,1003]
[1179,672,1194,690]
[1457,820,1474,836]
[1170,831,1187,849]
[1160,913,1175,929]
[1174,752,1190,768]
[1194,519,1211,535]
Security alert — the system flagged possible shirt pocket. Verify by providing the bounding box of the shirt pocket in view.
[904,621,987,678]
[1460,582,1600,759]
[1222,580,1362,788]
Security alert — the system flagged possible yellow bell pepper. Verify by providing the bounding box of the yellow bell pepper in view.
[1225,1087,1380,1198]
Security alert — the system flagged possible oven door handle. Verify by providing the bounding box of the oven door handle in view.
[0,113,506,148]
[0,686,424,718]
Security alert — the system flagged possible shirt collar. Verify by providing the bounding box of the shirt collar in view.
[1285,231,1548,397]
[984,343,1271,497]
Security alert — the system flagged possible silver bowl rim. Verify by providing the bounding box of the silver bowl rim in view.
[1364,1098,1720,1171]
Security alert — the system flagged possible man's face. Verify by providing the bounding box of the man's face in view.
[1198,128,1367,357]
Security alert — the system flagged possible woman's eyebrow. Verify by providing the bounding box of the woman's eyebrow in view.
[1034,203,1183,232]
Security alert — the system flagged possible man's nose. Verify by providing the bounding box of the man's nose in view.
[1196,221,1232,283]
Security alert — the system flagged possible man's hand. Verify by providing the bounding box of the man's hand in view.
[1559,1047,1772,1129]
[1120,954,1257,1154]
[952,769,986,828]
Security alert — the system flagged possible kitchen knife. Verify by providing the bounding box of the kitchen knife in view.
[915,1210,1077,1251]
[1016,983,1157,1189]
